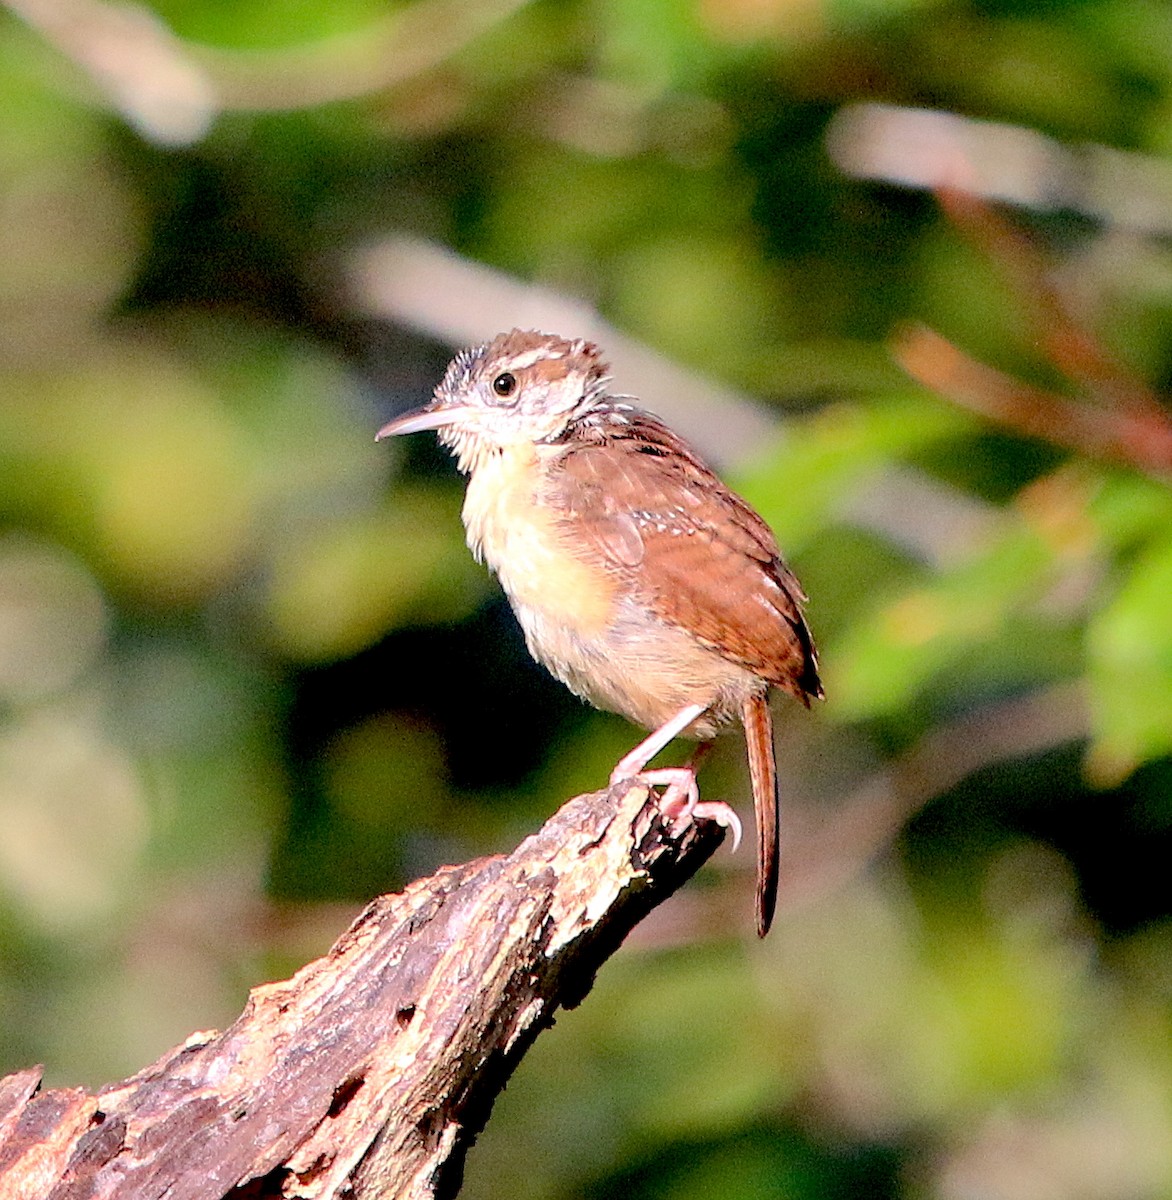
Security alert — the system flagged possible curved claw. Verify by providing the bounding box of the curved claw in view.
[692,801,743,852]
[635,766,699,817]
[620,766,741,852]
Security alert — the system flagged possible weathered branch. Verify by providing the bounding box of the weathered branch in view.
[0,781,724,1200]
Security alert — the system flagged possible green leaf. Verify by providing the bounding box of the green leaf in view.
[1087,470,1172,554]
[1086,532,1172,784]
[827,519,1061,721]
[737,392,975,552]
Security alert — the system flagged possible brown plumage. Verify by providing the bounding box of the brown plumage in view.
[377,329,821,936]
[548,400,820,706]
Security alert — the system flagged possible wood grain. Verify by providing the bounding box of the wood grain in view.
[0,782,725,1200]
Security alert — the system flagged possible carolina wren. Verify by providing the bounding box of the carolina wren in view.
[377,330,821,936]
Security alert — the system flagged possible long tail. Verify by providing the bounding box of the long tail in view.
[742,692,778,938]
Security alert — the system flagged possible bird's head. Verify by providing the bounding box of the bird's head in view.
[376,329,610,471]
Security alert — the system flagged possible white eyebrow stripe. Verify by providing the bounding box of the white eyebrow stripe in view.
[506,347,562,370]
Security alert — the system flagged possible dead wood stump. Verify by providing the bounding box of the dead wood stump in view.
[0,780,725,1200]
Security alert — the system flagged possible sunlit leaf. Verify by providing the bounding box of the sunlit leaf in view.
[737,393,976,551]
[1086,533,1172,784]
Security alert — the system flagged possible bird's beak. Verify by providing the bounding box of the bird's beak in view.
[375,405,478,441]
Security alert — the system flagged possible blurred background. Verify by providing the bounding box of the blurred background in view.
[2,0,1172,1195]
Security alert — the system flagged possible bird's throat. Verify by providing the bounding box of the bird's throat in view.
[461,441,616,634]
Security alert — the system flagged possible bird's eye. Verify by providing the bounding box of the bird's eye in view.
[491,372,517,398]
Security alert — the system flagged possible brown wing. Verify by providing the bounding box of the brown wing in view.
[545,405,822,703]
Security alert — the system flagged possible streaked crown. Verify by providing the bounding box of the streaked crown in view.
[376,329,612,472]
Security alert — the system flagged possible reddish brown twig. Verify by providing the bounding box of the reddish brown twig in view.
[895,188,1172,478]
[894,323,1172,476]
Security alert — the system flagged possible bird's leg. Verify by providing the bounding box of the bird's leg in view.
[610,703,705,782]
[609,704,742,849]
[681,742,742,850]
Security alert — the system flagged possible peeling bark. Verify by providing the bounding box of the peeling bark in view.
[0,781,724,1200]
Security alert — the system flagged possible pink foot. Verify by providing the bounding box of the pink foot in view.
[614,765,743,851]
[606,704,740,849]
[692,801,743,851]
[636,766,699,819]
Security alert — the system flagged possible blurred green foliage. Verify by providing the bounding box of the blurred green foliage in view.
[1,0,1171,1195]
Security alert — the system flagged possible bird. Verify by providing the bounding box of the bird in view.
[377,329,821,936]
